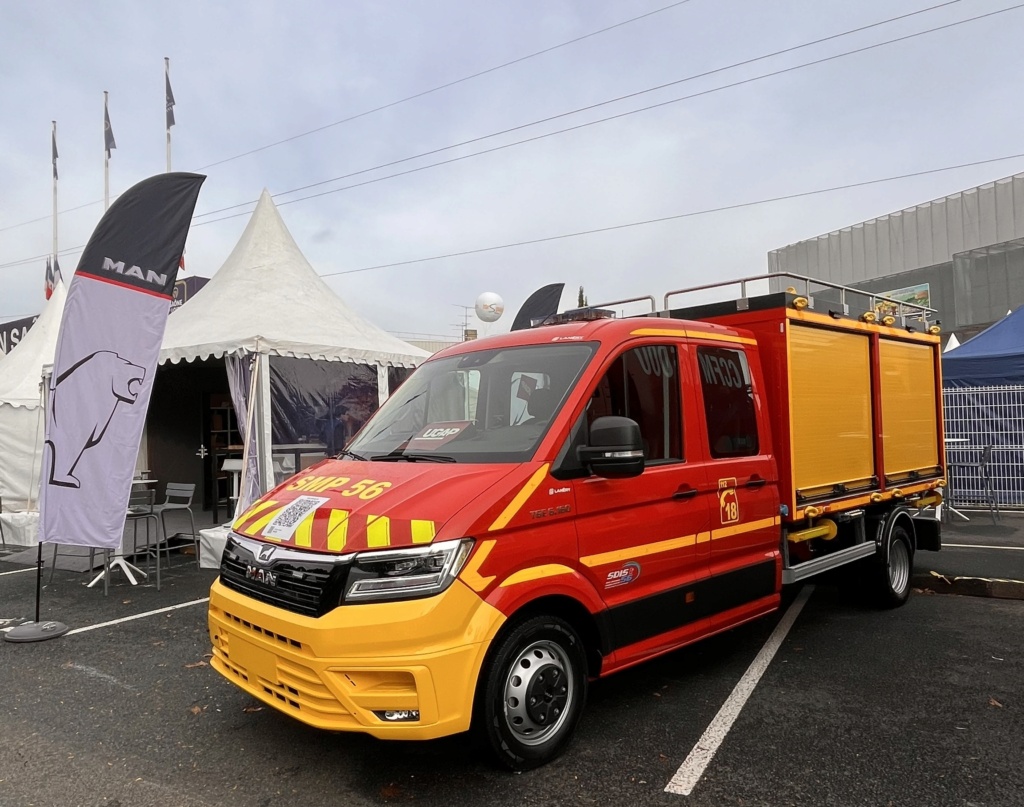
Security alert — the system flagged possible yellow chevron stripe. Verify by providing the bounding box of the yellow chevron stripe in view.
[251,506,286,540]
[461,539,496,591]
[327,509,350,552]
[410,519,436,544]
[500,564,574,587]
[489,464,550,531]
[294,511,315,547]
[233,499,278,532]
[366,515,391,548]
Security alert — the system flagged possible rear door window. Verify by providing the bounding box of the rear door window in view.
[696,346,759,458]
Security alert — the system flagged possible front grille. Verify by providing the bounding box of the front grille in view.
[220,535,349,617]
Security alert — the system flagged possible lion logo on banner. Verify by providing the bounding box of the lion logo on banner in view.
[45,350,146,489]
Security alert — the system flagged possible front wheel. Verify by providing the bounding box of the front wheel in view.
[475,615,588,770]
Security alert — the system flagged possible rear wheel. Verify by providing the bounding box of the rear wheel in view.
[475,615,587,770]
[871,522,914,608]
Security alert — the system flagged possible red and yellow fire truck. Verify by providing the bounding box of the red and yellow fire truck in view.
[208,275,944,769]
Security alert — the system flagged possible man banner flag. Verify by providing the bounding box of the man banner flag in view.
[40,172,205,550]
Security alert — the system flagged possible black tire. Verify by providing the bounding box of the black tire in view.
[870,521,914,608]
[474,615,588,771]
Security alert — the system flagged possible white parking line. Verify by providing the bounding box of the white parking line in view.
[0,567,36,577]
[944,543,1024,551]
[65,597,210,635]
[665,585,814,796]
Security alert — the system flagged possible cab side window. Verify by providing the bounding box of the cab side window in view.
[696,346,759,458]
[588,344,683,464]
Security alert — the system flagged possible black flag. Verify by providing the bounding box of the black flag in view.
[40,172,205,550]
[511,283,565,331]
[166,71,176,130]
[51,129,58,179]
[104,98,116,157]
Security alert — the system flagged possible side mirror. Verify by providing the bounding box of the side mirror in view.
[577,416,644,478]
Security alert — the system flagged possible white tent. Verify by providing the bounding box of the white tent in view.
[160,189,429,511]
[944,333,960,353]
[0,280,66,513]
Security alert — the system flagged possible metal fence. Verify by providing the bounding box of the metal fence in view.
[943,385,1024,509]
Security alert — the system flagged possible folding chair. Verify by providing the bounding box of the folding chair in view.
[948,444,1000,525]
[152,483,198,568]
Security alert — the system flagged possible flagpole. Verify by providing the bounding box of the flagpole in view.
[165,58,172,172]
[103,91,110,210]
[51,121,58,261]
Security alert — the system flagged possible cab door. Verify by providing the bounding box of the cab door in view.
[563,341,712,666]
[688,340,781,629]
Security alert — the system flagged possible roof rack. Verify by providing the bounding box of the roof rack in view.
[661,272,938,328]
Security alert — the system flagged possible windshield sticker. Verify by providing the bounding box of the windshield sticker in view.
[263,495,330,541]
[407,420,471,451]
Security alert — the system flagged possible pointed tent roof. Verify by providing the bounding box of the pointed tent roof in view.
[160,190,429,366]
[0,280,67,408]
[942,306,1024,386]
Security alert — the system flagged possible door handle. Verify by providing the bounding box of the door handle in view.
[673,485,698,500]
[745,475,767,488]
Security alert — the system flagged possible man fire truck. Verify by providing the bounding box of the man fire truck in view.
[208,274,943,769]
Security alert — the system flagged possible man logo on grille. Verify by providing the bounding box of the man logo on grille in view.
[257,545,276,564]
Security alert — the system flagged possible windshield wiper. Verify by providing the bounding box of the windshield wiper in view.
[370,452,457,463]
[336,449,367,461]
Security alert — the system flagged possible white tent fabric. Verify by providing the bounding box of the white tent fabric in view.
[943,333,960,353]
[158,190,429,520]
[161,189,429,367]
[0,280,66,511]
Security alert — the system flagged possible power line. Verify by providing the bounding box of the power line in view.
[316,153,1024,277]
[192,0,967,220]
[194,2,1022,227]
[0,2,1019,272]
[0,0,694,237]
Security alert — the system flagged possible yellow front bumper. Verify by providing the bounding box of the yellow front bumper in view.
[208,578,506,740]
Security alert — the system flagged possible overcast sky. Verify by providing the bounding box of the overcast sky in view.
[2,0,1024,340]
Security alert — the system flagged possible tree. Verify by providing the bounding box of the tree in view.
[577,285,588,307]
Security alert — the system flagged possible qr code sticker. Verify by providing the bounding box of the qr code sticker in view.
[264,496,330,541]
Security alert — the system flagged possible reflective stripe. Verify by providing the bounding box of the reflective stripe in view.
[500,565,575,587]
[461,539,496,591]
[489,464,550,531]
[410,519,436,544]
[366,515,391,548]
[294,512,315,547]
[233,499,278,532]
[326,509,350,551]
[629,327,757,346]
[249,506,285,539]
[581,533,709,567]
[711,516,779,540]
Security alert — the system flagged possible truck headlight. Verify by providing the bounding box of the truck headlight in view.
[344,538,474,603]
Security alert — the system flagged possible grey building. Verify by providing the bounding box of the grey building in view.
[768,173,1024,341]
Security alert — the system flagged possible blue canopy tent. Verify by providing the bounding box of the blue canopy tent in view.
[943,307,1024,387]
[941,307,1024,508]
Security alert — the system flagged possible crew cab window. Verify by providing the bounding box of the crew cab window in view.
[696,346,759,458]
[584,344,683,465]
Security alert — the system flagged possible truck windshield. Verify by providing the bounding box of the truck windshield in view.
[349,342,596,463]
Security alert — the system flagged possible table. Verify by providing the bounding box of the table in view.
[273,443,328,477]
[88,481,160,588]
[220,458,244,522]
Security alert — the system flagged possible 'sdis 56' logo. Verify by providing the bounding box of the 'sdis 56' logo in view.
[605,561,641,589]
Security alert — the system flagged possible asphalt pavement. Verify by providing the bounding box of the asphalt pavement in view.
[0,512,1020,807]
